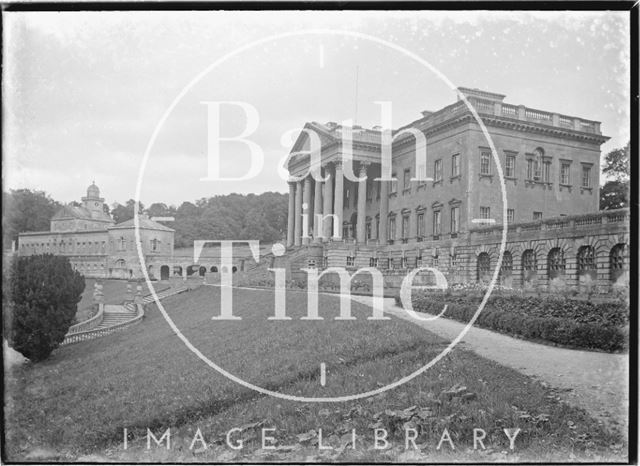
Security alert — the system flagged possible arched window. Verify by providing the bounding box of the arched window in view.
[610,244,625,283]
[547,248,565,279]
[477,252,491,282]
[210,266,218,273]
[577,246,596,275]
[522,249,537,284]
[500,251,513,281]
[115,259,126,268]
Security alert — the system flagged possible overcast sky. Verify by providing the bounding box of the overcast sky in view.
[3,10,630,207]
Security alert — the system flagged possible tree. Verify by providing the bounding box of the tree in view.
[2,189,61,250]
[600,142,630,210]
[5,254,85,361]
[111,199,145,224]
[146,202,171,218]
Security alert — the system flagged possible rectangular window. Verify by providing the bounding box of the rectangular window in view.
[480,151,491,175]
[533,211,543,220]
[366,221,372,240]
[376,181,380,200]
[417,212,425,238]
[451,154,460,177]
[507,209,515,224]
[402,215,409,239]
[526,159,534,180]
[433,211,441,237]
[505,155,516,177]
[346,256,354,267]
[542,161,551,183]
[403,168,411,193]
[391,173,398,194]
[366,178,372,201]
[480,206,491,219]
[560,162,571,185]
[450,206,460,233]
[582,165,591,188]
[389,217,396,240]
[434,159,443,182]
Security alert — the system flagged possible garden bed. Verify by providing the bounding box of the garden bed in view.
[398,291,629,353]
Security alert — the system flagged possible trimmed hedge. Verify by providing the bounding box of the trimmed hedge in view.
[399,292,628,352]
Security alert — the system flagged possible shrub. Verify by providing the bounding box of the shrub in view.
[5,254,85,361]
[398,291,628,352]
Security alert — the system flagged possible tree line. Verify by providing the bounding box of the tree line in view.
[3,191,289,249]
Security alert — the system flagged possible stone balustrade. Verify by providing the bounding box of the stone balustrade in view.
[417,95,602,135]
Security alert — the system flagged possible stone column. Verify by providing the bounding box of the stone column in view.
[322,165,333,241]
[313,174,323,243]
[332,161,344,240]
[378,176,389,244]
[294,180,303,246]
[286,181,295,247]
[302,176,312,245]
[356,163,369,243]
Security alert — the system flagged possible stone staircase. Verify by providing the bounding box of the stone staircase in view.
[62,286,188,345]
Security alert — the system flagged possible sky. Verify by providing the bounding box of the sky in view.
[3,10,630,207]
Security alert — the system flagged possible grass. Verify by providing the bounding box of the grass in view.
[5,285,627,462]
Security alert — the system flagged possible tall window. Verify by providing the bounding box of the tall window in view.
[577,246,596,274]
[391,173,398,194]
[119,237,126,251]
[533,148,543,179]
[450,206,460,234]
[560,162,571,185]
[505,155,516,177]
[366,220,372,240]
[548,248,566,278]
[480,151,491,175]
[451,154,460,177]
[542,160,551,183]
[389,216,396,240]
[403,169,411,192]
[434,159,443,182]
[366,178,372,201]
[401,215,409,240]
[526,159,535,180]
[344,187,350,208]
[433,210,441,237]
[507,208,515,224]
[375,216,380,238]
[582,165,592,188]
[480,206,491,220]
[417,212,425,239]
[151,238,159,251]
[610,244,625,282]
[477,253,491,282]
[533,211,543,220]
[522,249,537,272]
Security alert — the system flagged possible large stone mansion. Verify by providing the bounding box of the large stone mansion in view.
[283,87,629,292]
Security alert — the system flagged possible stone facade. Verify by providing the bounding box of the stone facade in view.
[284,87,629,293]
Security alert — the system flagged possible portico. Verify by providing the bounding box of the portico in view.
[286,122,386,248]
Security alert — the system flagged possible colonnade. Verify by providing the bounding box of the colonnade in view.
[286,161,390,247]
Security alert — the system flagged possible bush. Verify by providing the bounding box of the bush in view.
[399,291,628,352]
[5,254,85,361]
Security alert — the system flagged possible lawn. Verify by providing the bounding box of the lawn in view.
[4,285,626,462]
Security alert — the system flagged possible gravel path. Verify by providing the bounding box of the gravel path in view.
[351,296,629,437]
